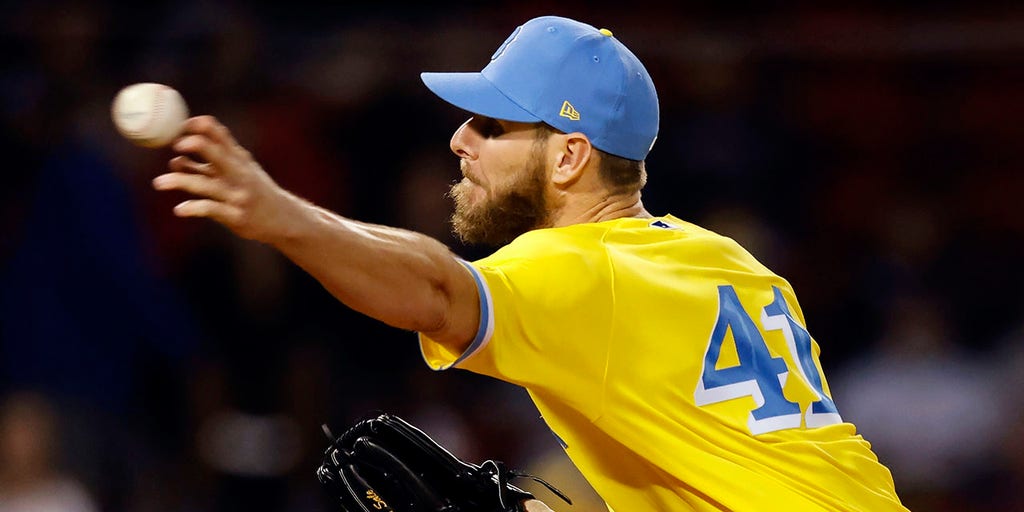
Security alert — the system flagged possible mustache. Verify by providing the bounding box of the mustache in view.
[458,160,480,185]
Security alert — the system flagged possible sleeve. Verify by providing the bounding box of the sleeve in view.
[417,259,495,371]
[418,229,615,392]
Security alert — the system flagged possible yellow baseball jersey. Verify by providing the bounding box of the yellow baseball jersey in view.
[419,215,907,511]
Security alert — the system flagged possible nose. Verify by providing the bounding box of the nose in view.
[449,118,477,160]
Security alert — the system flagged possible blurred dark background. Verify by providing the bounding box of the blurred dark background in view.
[1,1,1022,511]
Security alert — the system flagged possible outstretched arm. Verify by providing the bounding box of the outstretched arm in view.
[152,116,479,350]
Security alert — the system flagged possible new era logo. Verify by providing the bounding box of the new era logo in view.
[559,101,580,121]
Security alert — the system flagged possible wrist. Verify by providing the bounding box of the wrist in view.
[264,191,319,248]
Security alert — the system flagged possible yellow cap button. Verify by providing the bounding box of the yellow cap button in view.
[599,28,613,37]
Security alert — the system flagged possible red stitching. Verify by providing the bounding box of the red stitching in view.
[120,84,168,138]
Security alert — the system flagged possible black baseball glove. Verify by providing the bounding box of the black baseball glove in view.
[316,412,572,512]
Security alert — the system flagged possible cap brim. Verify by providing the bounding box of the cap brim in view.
[421,72,540,123]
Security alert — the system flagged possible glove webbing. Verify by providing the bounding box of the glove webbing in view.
[354,437,448,509]
[480,460,573,509]
[319,418,573,511]
[366,417,571,507]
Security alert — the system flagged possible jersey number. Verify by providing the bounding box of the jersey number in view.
[694,285,842,435]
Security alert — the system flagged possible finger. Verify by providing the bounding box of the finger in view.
[169,155,215,175]
[173,134,229,171]
[174,116,254,176]
[182,115,240,147]
[173,199,242,225]
[153,172,232,202]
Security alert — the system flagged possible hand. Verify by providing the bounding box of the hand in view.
[523,499,557,512]
[152,115,306,244]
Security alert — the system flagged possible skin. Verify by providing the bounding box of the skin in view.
[447,117,552,247]
[523,499,556,512]
[0,394,57,488]
[152,114,650,510]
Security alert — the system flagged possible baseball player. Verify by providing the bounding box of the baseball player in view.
[153,15,908,511]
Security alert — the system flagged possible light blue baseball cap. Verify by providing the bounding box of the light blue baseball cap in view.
[421,16,659,161]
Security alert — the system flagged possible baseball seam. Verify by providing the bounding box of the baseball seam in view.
[120,85,168,139]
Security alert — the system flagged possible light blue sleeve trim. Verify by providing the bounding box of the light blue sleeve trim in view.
[419,259,496,371]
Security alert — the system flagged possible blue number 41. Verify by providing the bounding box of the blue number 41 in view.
[694,285,842,435]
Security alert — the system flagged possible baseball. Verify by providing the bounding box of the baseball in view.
[110,83,189,148]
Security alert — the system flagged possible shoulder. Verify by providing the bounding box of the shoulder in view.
[475,223,613,268]
[466,224,619,298]
[469,215,759,276]
[482,216,692,255]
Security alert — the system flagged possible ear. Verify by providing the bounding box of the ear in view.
[550,132,594,187]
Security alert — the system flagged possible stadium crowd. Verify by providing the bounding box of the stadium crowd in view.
[1,2,1022,511]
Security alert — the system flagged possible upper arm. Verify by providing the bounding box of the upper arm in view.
[421,232,615,390]
[422,255,482,356]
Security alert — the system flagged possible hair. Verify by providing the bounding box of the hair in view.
[535,123,647,193]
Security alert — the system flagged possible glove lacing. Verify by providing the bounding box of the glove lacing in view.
[479,459,573,509]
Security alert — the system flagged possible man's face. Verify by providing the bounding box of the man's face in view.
[447,116,553,246]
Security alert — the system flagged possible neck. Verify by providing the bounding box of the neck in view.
[550,190,651,227]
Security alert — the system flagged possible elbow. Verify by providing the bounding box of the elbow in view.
[418,254,477,352]
[416,289,452,336]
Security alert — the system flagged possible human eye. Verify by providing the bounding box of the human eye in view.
[474,117,505,138]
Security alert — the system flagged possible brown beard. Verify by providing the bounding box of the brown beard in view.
[448,148,550,246]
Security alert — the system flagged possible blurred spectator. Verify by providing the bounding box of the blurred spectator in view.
[0,3,1022,510]
[0,128,201,512]
[978,322,1024,510]
[0,392,99,512]
[0,5,202,508]
[831,294,1004,510]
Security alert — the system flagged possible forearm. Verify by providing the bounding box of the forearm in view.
[272,199,473,337]
[155,116,478,348]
